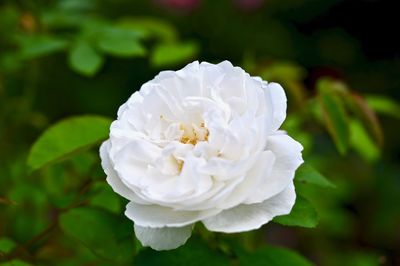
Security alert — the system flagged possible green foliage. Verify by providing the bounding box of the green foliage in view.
[365,95,400,119]
[135,238,230,266]
[27,116,112,172]
[260,62,306,81]
[68,40,104,77]
[0,260,33,266]
[347,93,383,147]
[274,196,319,228]
[237,246,313,266]
[16,35,68,60]
[88,182,122,214]
[317,78,350,155]
[59,207,135,262]
[151,42,199,67]
[118,17,178,42]
[349,120,380,162]
[96,26,147,58]
[0,2,196,77]
[295,163,335,188]
[0,238,16,254]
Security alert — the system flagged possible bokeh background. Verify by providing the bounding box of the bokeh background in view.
[1,0,399,265]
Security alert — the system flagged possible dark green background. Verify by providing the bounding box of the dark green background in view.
[0,0,399,265]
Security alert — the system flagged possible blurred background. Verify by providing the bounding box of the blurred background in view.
[0,0,399,265]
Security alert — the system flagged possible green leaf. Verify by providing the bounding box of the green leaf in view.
[96,26,146,57]
[0,260,33,266]
[41,10,87,29]
[17,35,68,59]
[339,252,382,266]
[295,163,335,188]
[59,207,134,262]
[58,0,95,11]
[69,152,97,175]
[317,78,350,155]
[0,52,23,72]
[365,95,400,120]
[0,6,20,35]
[27,115,112,172]
[89,182,122,213]
[238,246,313,266]
[118,17,178,42]
[98,40,145,57]
[0,237,16,254]
[68,40,104,77]
[260,61,306,81]
[350,120,380,162]
[274,196,318,228]
[136,237,230,266]
[151,42,199,67]
[349,93,383,146]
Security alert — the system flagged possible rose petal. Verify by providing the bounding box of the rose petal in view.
[202,182,296,233]
[100,141,148,204]
[215,151,275,209]
[134,224,193,251]
[265,82,287,132]
[244,134,303,204]
[125,202,221,227]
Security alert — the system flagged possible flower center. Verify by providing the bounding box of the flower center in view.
[179,122,209,145]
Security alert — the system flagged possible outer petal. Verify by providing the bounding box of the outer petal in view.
[265,82,287,132]
[266,133,304,170]
[125,202,221,227]
[214,151,275,210]
[134,224,193,251]
[100,141,147,204]
[202,183,296,233]
[244,133,303,204]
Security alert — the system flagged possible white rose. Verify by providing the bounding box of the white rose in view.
[100,61,303,250]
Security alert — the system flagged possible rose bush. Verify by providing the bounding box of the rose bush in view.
[100,61,303,250]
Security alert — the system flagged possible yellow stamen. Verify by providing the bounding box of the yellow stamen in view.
[179,122,209,145]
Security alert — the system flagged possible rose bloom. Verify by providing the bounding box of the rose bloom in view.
[100,61,303,250]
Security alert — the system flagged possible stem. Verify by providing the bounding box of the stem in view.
[0,197,18,206]
[3,217,58,262]
[24,222,58,249]
[4,170,96,262]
